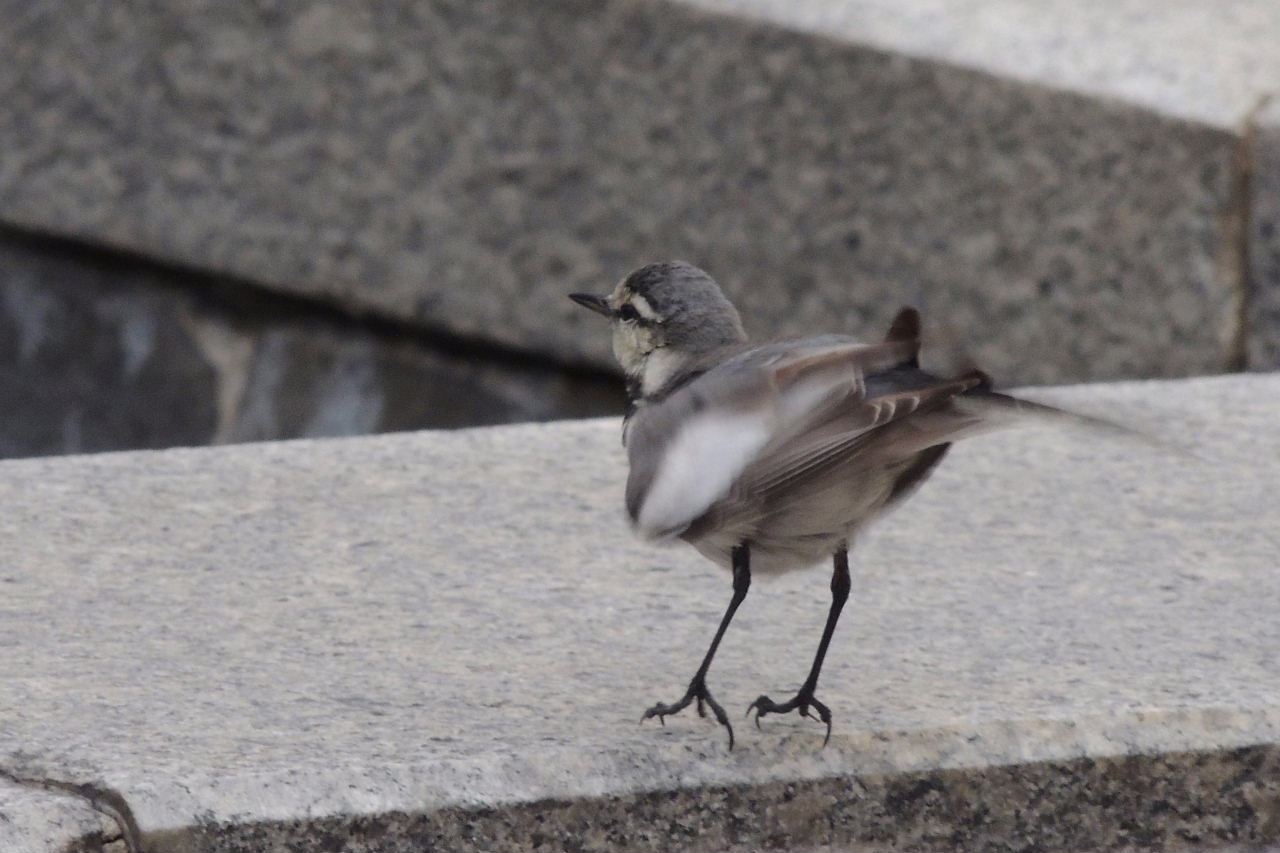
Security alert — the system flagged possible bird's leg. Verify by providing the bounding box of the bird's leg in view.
[747,546,852,745]
[642,543,752,749]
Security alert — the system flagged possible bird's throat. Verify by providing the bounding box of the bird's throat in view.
[637,348,689,399]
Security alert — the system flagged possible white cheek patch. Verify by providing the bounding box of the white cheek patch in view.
[636,410,772,540]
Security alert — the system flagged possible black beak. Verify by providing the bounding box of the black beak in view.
[568,293,613,318]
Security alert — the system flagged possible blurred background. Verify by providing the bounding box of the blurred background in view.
[1,0,1276,459]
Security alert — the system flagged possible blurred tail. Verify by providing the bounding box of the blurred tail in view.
[955,378,1189,455]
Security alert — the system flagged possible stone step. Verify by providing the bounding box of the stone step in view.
[2,0,1279,395]
[2,372,1278,851]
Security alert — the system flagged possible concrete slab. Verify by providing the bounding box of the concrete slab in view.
[1,372,1279,850]
[2,0,1276,384]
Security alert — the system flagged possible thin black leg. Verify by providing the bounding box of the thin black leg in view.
[747,545,852,745]
[641,543,752,749]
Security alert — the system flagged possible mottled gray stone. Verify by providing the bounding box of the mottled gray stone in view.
[1,373,1279,851]
[681,0,1280,128]
[0,0,1265,385]
[170,748,1280,852]
[1248,98,1280,371]
[0,229,622,458]
[0,781,117,853]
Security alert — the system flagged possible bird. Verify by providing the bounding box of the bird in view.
[570,260,1101,749]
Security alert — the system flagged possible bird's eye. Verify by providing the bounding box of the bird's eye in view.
[617,304,640,322]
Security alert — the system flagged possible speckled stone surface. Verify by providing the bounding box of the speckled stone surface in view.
[0,0,1264,384]
[1,373,1279,851]
[0,781,118,853]
[679,0,1280,129]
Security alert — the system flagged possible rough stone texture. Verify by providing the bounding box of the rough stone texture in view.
[0,0,1266,385]
[168,747,1280,852]
[679,0,1280,128]
[0,228,623,458]
[1,372,1279,851]
[1248,98,1280,371]
[0,781,118,853]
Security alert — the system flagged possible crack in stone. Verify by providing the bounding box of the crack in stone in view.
[0,767,145,853]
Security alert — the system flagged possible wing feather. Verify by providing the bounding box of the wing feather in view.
[625,338,920,540]
[727,374,983,508]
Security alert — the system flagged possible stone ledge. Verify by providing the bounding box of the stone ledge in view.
[3,0,1278,383]
[1,372,1278,851]
[0,782,118,853]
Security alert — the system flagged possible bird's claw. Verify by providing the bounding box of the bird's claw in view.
[640,703,677,726]
[639,707,669,726]
[641,677,735,749]
[746,690,834,746]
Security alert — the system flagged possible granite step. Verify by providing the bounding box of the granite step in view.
[2,372,1278,852]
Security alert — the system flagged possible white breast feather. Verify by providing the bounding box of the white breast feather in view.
[640,348,688,396]
[635,411,772,540]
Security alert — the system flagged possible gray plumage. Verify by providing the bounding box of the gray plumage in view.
[575,261,1022,574]
[622,336,989,574]
[569,260,1095,747]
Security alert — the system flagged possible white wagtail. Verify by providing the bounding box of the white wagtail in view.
[571,261,1097,748]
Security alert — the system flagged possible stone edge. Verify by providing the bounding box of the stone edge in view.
[1247,95,1280,371]
[148,742,1280,852]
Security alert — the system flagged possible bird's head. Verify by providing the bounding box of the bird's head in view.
[570,261,747,397]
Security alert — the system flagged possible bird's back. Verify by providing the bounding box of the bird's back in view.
[624,331,988,574]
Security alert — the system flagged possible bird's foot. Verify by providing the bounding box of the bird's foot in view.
[746,687,833,746]
[641,675,735,749]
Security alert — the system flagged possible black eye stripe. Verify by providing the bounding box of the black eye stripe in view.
[618,304,641,322]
